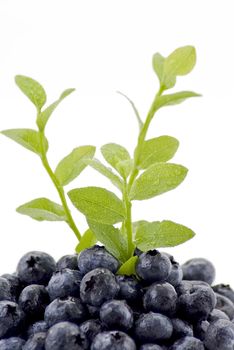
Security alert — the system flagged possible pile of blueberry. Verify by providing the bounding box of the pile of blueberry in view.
[0,246,234,349]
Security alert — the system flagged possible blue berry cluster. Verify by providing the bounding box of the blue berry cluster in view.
[0,246,234,349]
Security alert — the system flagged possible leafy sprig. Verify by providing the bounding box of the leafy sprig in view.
[1,45,200,273]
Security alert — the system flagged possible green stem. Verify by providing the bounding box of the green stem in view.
[38,131,82,241]
[123,181,134,257]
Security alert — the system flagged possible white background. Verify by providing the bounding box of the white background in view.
[0,0,234,286]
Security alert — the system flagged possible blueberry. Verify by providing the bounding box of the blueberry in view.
[78,245,119,274]
[27,321,48,337]
[0,337,25,350]
[45,321,88,350]
[182,258,215,285]
[215,292,234,319]
[1,273,23,300]
[19,284,49,321]
[143,282,177,316]
[23,332,46,350]
[163,254,183,287]
[0,300,25,338]
[136,250,171,283]
[100,299,133,330]
[91,330,136,350]
[139,345,164,350]
[47,269,82,300]
[204,319,234,350]
[178,284,216,322]
[0,277,12,301]
[208,308,229,322]
[193,320,209,341]
[171,318,193,340]
[176,280,209,296]
[212,284,234,303]
[80,319,103,343]
[56,254,78,271]
[170,336,205,350]
[116,275,142,304]
[17,251,56,285]
[44,297,86,327]
[134,312,173,343]
[80,268,119,306]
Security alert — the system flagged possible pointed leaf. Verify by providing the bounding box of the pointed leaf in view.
[138,136,179,169]
[101,143,131,177]
[76,229,97,253]
[87,219,128,263]
[86,158,123,190]
[15,75,46,110]
[68,186,125,224]
[135,220,195,251]
[16,198,66,221]
[156,91,201,109]
[37,88,75,130]
[116,159,133,179]
[117,91,143,129]
[152,53,165,83]
[1,128,48,155]
[55,146,95,186]
[117,256,138,276]
[130,162,188,200]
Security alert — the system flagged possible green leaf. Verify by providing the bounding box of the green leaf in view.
[116,159,133,180]
[1,128,48,155]
[138,136,179,169]
[156,91,201,109]
[55,146,95,186]
[117,256,138,276]
[86,158,123,190]
[76,229,97,253]
[87,219,128,263]
[162,46,196,89]
[135,220,195,251]
[116,91,143,129]
[15,75,46,110]
[152,53,165,83]
[37,88,75,130]
[101,143,131,177]
[130,162,188,200]
[16,197,66,221]
[68,186,125,224]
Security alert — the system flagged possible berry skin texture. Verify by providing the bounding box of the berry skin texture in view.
[170,336,205,350]
[143,282,177,316]
[80,268,120,306]
[1,273,23,300]
[44,296,86,327]
[134,312,173,343]
[139,345,164,350]
[23,332,46,350]
[193,320,210,341]
[0,300,25,339]
[215,292,234,319]
[27,321,48,337]
[208,308,229,322]
[80,319,103,343]
[0,277,12,301]
[0,337,25,350]
[78,245,119,275]
[16,251,56,285]
[136,250,172,283]
[212,283,234,304]
[163,253,183,287]
[182,258,215,285]
[171,318,193,340]
[56,254,79,271]
[100,299,134,330]
[91,330,136,350]
[116,275,142,304]
[204,319,234,350]
[45,321,88,350]
[47,268,82,301]
[18,284,49,321]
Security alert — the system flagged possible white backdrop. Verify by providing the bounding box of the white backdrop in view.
[0,0,234,286]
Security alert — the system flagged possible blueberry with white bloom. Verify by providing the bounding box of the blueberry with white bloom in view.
[182,258,215,285]
[91,331,136,350]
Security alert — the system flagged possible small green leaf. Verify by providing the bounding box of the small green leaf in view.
[37,88,75,131]
[130,162,188,200]
[101,143,131,177]
[152,53,165,83]
[132,220,149,238]
[87,219,128,263]
[68,186,125,224]
[15,75,46,110]
[1,128,48,155]
[86,158,123,190]
[138,136,179,169]
[116,159,133,180]
[117,256,138,276]
[16,197,66,221]
[55,146,95,186]
[116,91,143,129]
[135,220,195,251]
[76,229,97,253]
[156,91,201,109]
